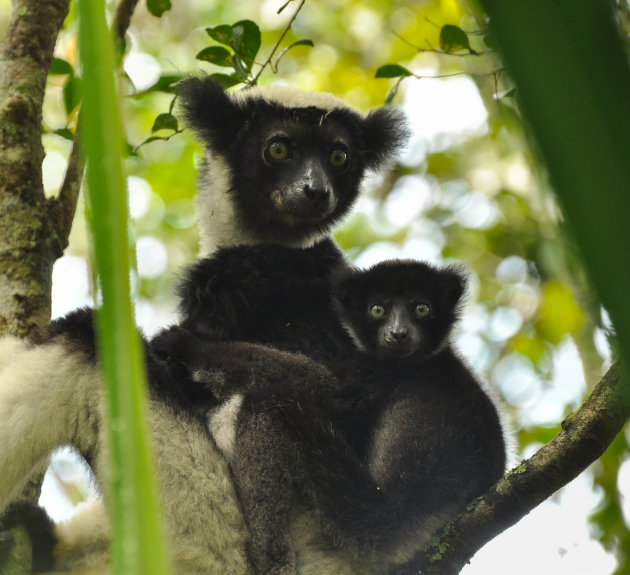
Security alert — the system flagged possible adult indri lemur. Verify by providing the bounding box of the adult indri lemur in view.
[156,260,508,575]
[0,77,412,574]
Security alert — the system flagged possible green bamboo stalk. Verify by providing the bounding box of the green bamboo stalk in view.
[76,1,170,573]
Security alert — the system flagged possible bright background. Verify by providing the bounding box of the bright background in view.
[1,0,627,573]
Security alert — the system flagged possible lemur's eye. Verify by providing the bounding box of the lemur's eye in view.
[414,303,431,318]
[329,149,347,167]
[370,304,386,318]
[267,141,289,161]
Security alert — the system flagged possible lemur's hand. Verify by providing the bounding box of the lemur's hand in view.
[151,326,201,365]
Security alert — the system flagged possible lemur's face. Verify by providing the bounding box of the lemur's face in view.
[333,261,466,362]
[178,77,409,246]
[226,108,368,243]
[366,296,431,359]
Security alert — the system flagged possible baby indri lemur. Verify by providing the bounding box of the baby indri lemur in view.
[158,259,508,575]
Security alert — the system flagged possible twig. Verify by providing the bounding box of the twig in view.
[51,119,83,253]
[249,0,306,86]
[392,30,494,58]
[114,0,140,45]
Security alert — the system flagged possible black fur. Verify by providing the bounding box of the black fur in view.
[172,238,355,359]
[0,502,56,573]
[161,260,507,574]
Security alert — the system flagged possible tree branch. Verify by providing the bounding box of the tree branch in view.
[50,0,141,252]
[399,361,629,574]
[0,0,71,336]
[114,0,140,45]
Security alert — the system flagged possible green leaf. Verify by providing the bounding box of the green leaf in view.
[275,39,314,69]
[439,24,472,53]
[232,20,261,65]
[205,24,233,46]
[63,75,82,115]
[142,74,183,94]
[536,281,585,344]
[196,46,233,67]
[146,0,171,17]
[151,113,179,133]
[385,77,406,104]
[375,64,413,79]
[232,56,251,79]
[50,57,73,75]
[209,73,243,89]
[54,128,75,141]
[134,135,171,152]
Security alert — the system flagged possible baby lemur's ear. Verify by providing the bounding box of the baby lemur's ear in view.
[329,266,361,310]
[177,76,246,150]
[360,105,410,170]
[440,264,469,311]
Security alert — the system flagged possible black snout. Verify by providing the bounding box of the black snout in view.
[386,327,408,343]
[302,157,336,215]
[305,186,332,208]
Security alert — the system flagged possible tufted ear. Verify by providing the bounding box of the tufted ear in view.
[177,76,245,150]
[361,105,410,171]
[329,265,361,310]
[440,264,468,311]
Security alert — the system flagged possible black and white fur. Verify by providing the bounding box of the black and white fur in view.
[0,78,409,574]
[157,260,508,574]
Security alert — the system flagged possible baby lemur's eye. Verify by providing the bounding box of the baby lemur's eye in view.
[414,303,431,318]
[267,141,289,161]
[370,304,386,319]
[329,149,347,167]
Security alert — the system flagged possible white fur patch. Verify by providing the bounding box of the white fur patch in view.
[233,86,355,114]
[195,154,242,256]
[195,150,330,255]
[207,394,244,458]
[339,320,367,353]
[0,337,102,511]
[53,499,110,572]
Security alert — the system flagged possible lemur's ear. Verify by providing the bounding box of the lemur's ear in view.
[361,105,410,170]
[329,266,360,309]
[441,264,469,310]
[177,76,245,149]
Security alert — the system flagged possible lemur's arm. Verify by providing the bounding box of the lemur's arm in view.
[151,325,338,402]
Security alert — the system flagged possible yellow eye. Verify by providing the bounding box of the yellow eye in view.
[268,141,289,161]
[370,304,386,318]
[415,303,431,318]
[329,149,347,167]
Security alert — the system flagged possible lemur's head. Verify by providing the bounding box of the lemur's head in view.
[332,260,467,361]
[178,76,409,253]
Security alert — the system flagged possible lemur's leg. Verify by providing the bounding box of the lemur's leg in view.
[0,327,102,513]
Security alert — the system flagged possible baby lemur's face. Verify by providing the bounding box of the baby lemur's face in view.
[365,295,433,359]
[332,260,467,361]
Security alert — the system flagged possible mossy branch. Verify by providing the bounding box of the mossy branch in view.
[0,0,70,335]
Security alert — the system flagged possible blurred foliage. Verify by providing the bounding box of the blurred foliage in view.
[1,0,627,570]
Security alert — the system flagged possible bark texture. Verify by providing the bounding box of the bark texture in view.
[0,0,71,337]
